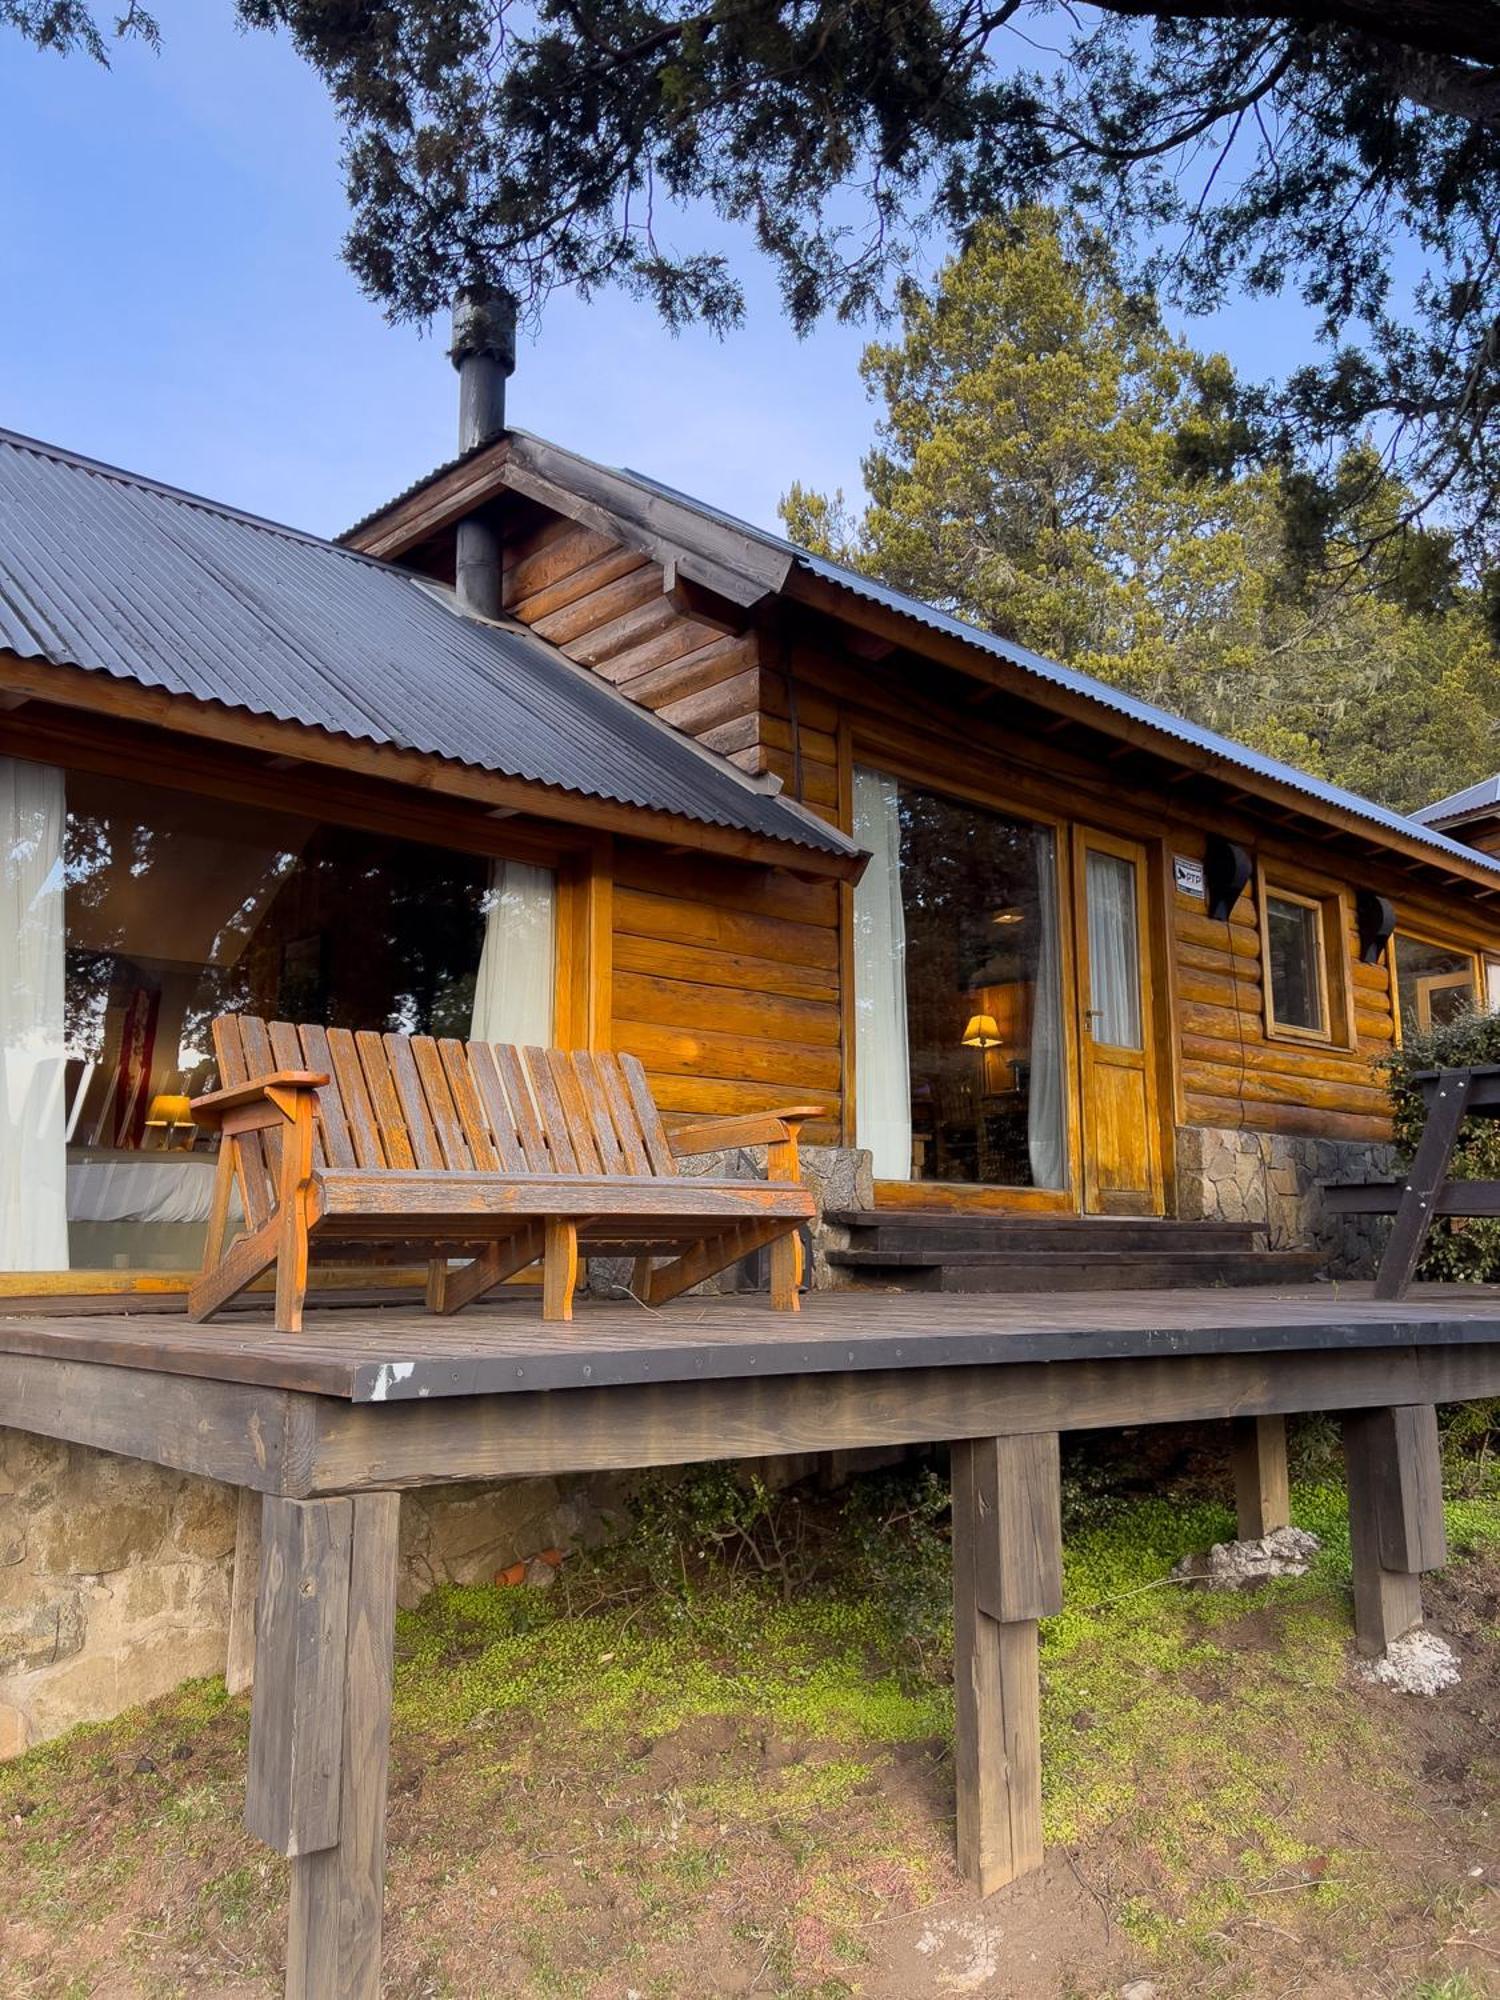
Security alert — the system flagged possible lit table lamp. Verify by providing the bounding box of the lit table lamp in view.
[961,1013,1002,1050]
[144,1093,196,1150]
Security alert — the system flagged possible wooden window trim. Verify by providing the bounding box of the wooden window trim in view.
[0,754,609,1300]
[1261,884,1332,1045]
[1255,863,1355,1051]
[1388,928,1481,1047]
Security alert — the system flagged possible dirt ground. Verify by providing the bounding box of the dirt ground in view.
[4,1467,1500,1999]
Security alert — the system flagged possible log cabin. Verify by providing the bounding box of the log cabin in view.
[4,306,1500,1307]
[13,314,1500,1977]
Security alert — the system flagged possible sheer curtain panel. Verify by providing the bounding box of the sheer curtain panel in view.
[1026,830,1068,1190]
[1,757,68,1270]
[852,766,912,1181]
[471,859,556,1046]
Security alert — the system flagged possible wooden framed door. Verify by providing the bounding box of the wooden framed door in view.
[1071,827,1163,1216]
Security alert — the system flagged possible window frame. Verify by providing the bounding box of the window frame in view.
[1389,928,1482,1045]
[1254,861,1355,1051]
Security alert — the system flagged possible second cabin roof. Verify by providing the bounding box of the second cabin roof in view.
[346,427,1500,893]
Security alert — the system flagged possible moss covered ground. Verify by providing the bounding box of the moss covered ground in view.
[4,1431,1500,1996]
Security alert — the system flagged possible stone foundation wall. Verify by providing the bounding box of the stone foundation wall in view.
[1174,1125,1397,1274]
[0,1429,625,1760]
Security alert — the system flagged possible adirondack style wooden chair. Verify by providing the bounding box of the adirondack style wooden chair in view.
[187,1015,821,1334]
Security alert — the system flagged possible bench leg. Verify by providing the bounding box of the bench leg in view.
[636,1221,793,1308]
[1375,1071,1474,1300]
[951,1434,1063,1895]
[768,1225,803,1312]
[1342,1406,1446,1655]
[543,1218,579,1321]
[247,1493,400,2000]
[1232,1415,1291,1539]
[429,1226,546,1315]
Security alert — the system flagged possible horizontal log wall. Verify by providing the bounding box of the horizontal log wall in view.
[610,844,844,1141]
[501,508,1500,1152]
[502,516,773,775]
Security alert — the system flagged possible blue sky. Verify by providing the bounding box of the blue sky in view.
[2,1,1325,542]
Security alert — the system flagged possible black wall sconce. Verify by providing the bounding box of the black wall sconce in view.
[1204,837,1253,922]
[1356,889,1396,965]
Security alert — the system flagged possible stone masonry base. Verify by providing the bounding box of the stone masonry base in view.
[1175,1124,1396,1275]
[0,1428,627,1761]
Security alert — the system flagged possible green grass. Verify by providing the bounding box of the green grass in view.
[5,1453,1500,1996]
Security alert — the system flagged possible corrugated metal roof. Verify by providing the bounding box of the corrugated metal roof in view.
[1412,774,1500,827]
[578,448,1500,883]
[0,428,856,861]
[351,428,1500,880]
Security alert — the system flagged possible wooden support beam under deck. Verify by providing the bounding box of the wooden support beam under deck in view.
[1341,1404,1446,1655]
[247,1492,401,1999]
[1231,1414,1291,1539]
[951,1432,1063,1894]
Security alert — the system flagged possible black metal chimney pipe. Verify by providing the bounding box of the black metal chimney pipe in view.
[449,290,517,620]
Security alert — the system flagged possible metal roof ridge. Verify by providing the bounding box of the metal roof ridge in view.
[339,421,1500,882]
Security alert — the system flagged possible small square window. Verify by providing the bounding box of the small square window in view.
[1265,890,1329,1039]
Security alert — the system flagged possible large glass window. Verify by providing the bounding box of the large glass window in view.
[1393,933,1478,1039]
[1,759,555,1276]
[853,768,1067,1189]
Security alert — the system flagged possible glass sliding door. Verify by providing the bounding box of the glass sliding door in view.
[1,761,557,1277]
[852,767,1068,1191]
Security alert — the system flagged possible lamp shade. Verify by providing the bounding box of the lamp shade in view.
[144,1093,194,1129]
[961,1013,1002,1049]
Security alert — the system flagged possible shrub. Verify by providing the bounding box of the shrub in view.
[1382,1005,1500,1281]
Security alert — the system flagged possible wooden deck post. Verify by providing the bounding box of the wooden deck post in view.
[225,1487,262,1697]
[1231,1414,1291,1539]
[1341,1405,1446,1655]
[246,1492,401,2000]
[951,1433,1063,1896]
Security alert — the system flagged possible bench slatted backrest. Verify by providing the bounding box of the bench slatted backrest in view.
[210,1016,676,1224]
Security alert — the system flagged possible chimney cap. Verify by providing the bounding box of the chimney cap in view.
[450,290,518,376]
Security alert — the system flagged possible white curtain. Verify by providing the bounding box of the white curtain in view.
[1085,850,1143,1049]
[1027,830,1067,1190]
[852,766,912,1181]
[471,859,556,1045]
[1,758,69,1270]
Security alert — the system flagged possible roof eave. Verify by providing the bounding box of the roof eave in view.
[780,566,1500,899]
[0,648,867,882]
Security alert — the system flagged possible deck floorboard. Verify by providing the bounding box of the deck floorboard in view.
[3,1282,1500,1402]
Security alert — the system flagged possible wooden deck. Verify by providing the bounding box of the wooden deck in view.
[6,1278,1499,1997]
[6,1280,1500,1401]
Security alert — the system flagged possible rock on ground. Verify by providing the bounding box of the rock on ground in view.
[1356,1627,1461,1695]
[1172,1525,1322,1589]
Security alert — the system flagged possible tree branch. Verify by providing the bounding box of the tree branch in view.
[1083,0,1499,71]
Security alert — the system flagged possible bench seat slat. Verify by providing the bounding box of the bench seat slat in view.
[315,1170,814,1222]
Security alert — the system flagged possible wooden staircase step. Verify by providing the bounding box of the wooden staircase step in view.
[825,1248,1325,1294]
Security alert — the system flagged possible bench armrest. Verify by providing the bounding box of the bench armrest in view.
[190,1069,329,1129]
[670,1106,825,1178]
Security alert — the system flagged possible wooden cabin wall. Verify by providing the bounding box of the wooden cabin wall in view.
[502,516,775,776]
[495,507,1500,1157]
[609,842,844,1142]
[757,622,1500,1152]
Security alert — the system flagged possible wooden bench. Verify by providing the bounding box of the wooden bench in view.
[1323,1065,1500,1299]
[187,1016,821,1333]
